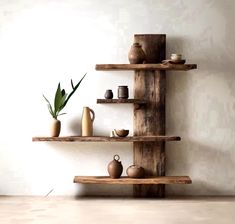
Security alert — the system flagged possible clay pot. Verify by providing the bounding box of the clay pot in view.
[50,119,61,137]
[126,165,144,178]
[104,90,113,99]
[107,155,123,178]
[128,43,146,64]
[118,86,129,99]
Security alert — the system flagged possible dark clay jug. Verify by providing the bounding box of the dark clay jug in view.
[107,155,123,178]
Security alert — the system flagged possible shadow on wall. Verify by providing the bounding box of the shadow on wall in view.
[77,184,132,197]
[40,142,132,196]
[166,139,235,195]
[166,2,235,196]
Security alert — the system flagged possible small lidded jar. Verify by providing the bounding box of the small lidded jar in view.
[118,86,129,99]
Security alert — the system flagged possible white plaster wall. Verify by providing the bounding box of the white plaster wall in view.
[0,0,234,196]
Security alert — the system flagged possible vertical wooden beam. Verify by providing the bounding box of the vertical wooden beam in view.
[133,34,166,197]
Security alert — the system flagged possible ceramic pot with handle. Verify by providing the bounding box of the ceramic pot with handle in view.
[81,107,95,136]
[107,155,123,178]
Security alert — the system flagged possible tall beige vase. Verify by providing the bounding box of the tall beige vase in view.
[81,107,95,136]
[50,118,61,137]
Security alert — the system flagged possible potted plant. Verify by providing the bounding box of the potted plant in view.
[43,74,86,137]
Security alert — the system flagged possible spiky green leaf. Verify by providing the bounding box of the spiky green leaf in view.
[63,73,86,108]
[61,89,66,96]
[54,83,63,113]
[57,112,67,117]
[71,79,74,89]
[43,94,56,118]
[58,93,68,111]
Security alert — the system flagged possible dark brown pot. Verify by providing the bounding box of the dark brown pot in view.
[126,165,144,178]
[104,89,113,99]
[118,86,129,99]
[107,155,123,178]
[128,43,146,64]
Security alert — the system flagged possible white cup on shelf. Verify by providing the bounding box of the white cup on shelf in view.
[171,54,182,61]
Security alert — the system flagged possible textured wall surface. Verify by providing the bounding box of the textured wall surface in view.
[0,0,234,196]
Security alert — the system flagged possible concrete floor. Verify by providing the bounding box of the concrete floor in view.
[0,197,234,224]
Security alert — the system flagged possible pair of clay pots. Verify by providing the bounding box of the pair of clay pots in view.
[107,155,144,179]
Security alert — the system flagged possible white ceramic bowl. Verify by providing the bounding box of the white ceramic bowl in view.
[171,54,182,61]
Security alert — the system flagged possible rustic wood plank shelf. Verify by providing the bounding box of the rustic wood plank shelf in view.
[97,99,147,105]
[32,135,181,142]
[95,63,197,71]
[32,35,195,198]
[73,176,192,185]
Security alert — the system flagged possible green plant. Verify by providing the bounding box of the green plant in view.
[43,73,86,119]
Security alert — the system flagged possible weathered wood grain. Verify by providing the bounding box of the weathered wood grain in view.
[73,176,192,185]
[32,136,181,142]
[95,63,197,71]
[97,99,147,105]
[134,34,166,63]
[133,34,166,198]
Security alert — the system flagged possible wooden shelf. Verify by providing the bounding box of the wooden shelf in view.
[73,176,192,185]
[97,99,147,105]
[95,63,197,71]
[32,135,181,142]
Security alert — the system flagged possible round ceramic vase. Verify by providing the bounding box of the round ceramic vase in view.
[126,165,145,178]
[128,43,146,64]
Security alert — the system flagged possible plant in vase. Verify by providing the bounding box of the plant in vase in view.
[43,74,86,137]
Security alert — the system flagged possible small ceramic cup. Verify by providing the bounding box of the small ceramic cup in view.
[104,89,113,99]
[171,54,182,61]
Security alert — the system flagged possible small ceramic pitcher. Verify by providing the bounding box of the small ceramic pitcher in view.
[81,107,95,136]
[107,155,123,178]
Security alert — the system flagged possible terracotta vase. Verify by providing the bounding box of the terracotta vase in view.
[128,43,146,64]
[81,107,95,136]
[50,119,61,137]
[107,155,123,178]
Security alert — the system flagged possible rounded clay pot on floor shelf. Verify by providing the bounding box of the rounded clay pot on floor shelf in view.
[126,165,145,178]
[107,155,123,178]
[50,119,61,137]
[128,42,146,64]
